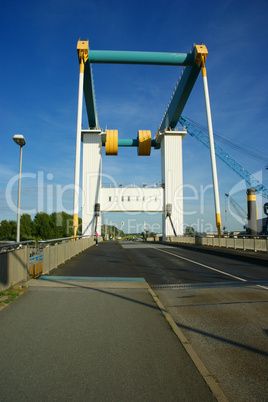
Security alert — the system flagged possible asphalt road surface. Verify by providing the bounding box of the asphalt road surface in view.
[51,240,268,287]
[1,240,267,401]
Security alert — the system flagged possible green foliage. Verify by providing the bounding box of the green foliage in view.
[0,220,12,239]
[184,226,195,236]
[20,213,33,239]
[0,212,82,241]
[0,220,17,240]
[0,286,28,309]
[33,212,53,239]
[101,224,124,239]
[148,232,156,238]
[10,221,17,238]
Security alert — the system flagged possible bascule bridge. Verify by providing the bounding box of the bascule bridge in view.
[73,41,221,239]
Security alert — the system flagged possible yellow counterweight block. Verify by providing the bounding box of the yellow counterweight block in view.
[138,130,151,156]
[105,130,118,155]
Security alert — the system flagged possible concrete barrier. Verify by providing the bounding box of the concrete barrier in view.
[0,247,29,292]
[42,237,95,275]
[0,236,97,292]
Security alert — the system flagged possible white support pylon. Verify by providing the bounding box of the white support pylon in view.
[200,52,222,235]
[159,129,186,240]
[73,42,88,236]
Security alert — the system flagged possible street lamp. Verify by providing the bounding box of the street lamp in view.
[13,134,26,242]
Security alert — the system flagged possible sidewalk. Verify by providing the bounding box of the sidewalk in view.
[0,277,223,401]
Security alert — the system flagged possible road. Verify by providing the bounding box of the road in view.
[119,241,268,286]
[1,240,267,401]
[51,240,267,287]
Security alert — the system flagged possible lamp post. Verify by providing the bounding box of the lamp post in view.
[13,134,26,242]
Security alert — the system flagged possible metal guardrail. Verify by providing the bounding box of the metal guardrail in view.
[165,235,268,253]
[102,182,164,188]
[0,235,90,250]
[0,239,36,251]
[38,235,92,245]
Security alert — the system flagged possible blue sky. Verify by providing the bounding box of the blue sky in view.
[1,0,267,234]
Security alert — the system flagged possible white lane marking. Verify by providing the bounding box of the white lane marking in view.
[256,285,268,291]
[124,242,268,290]
[151,245,247,282]
[121,244,148,249]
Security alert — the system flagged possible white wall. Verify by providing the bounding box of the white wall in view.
[101,187,164,212]
[160,130,186,239]
[82,131,102,236]
[82,129,186,238]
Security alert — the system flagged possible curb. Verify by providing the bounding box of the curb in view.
[148,286,229,402]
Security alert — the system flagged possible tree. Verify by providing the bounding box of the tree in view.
[148,232,156,238]
[32,212,52,239]
[185,226,195,236]
[101,224,124,239]
[20,214,33,239]
[0,220,12,240]
[60,212,76,237]
[50,212,81,238]
[10,221,17,239]
[50,212,65,239]
[0,211,82,241]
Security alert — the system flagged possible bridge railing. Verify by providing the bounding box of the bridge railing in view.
[0,236,96,292]
[163,235,268,253]
[39,236,95,275]
[0,240,36,292]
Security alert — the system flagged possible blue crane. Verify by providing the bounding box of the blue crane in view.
[225,193,247,227]
[179,115,268,199]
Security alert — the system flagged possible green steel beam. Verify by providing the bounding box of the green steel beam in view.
[158,61,201,131]
[102,139,159,148]
[81,43,206,132]
[158,45,209,132]
[88,50,195,66]
[84,59,98,128]
[118,139,138,146]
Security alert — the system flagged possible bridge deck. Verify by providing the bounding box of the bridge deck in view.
[1,241,267,401]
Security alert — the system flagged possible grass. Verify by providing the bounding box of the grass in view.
[0,285,28,310]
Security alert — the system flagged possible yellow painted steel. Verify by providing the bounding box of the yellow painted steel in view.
[195,45,208,66]
[201,65,207,77]
[216,213,221,235]
[105,130,118,155]
[195,44,208,77]
[138,130,151,156]
[29,262,43,277]
[247,194,256,201]
[73,213,78,236]
[77,40,89,73]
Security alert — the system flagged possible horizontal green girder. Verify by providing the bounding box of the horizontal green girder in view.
[88,50,195,66]
[118,139,138,146]
[102,139,159,148]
